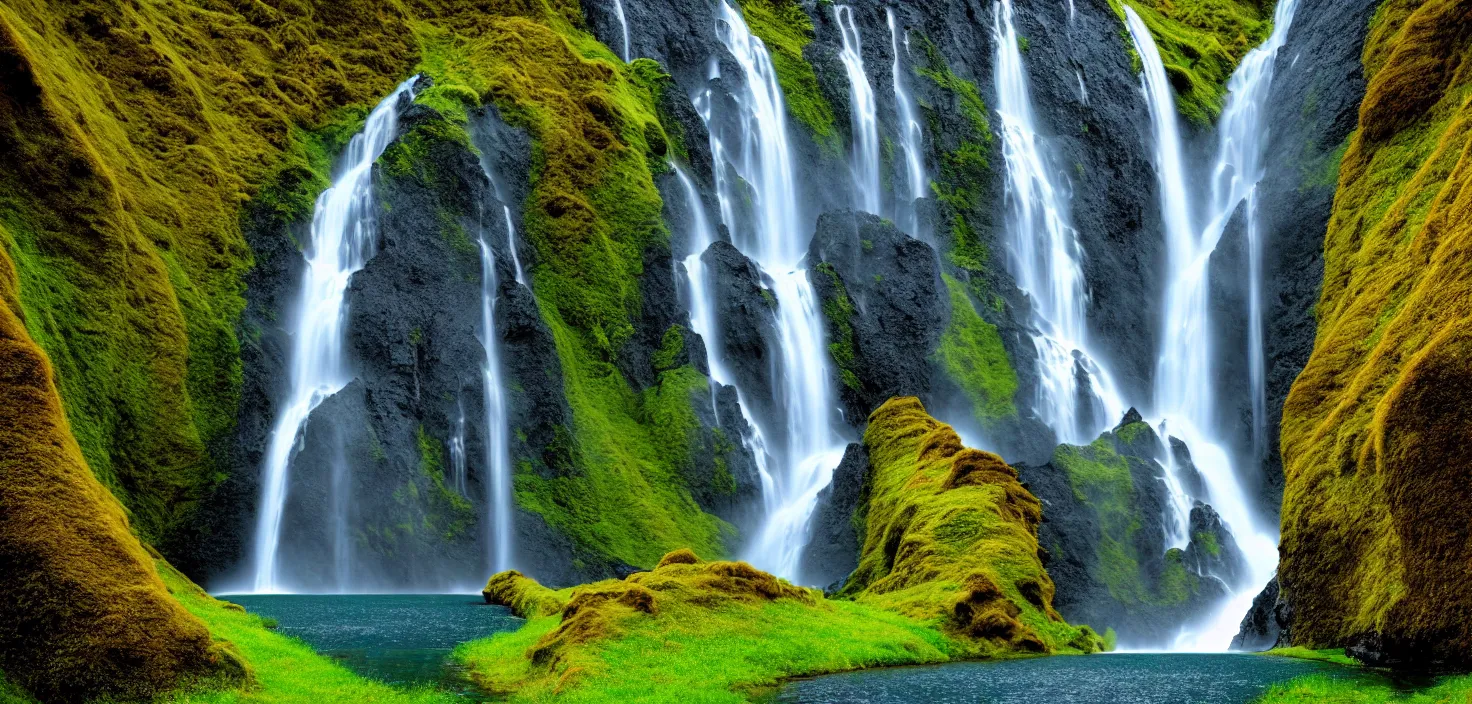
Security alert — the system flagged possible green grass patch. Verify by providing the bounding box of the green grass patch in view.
[1257,671,1472,703]
[153,562,456,704]
[1259,647,1359,666]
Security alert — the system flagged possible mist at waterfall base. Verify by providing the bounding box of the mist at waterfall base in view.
[1124,0,1301,650]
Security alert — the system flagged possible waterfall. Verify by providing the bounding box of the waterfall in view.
[613,0,632,62]
[706,0,847,581]
[449,401,468,496]
[251,77,416,594]
[887,8,928,235]
[476,238,515,573]
[834,5,881,214]
[992,0,1124,445]
[1126,3,1296,649]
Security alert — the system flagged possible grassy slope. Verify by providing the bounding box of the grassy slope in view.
[1276,0,1472,662]
[841,397,1103,656]
[152,562,456,704]
[460,554,953,703]
[1258,672,1472,703]
[1109,0,1275,124]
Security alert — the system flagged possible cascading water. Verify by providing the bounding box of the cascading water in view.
[476,237,515,573]
[1126,4,1296,649]
[251,78,416,594]
[449,401,469,496]
[612,0,632,62]
[887,8,928,236]
[992,0,1124,446]
[706,0,848,581]
[834,5,881,215]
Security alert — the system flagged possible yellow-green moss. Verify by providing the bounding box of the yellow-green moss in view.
[1278,0,1472,662]
[732,0,841,155]
[459,554,953,703]
[482,569,572,618]
[840,397,1104,656]
[815,261,862,391]
[915,37,995,272]
[0,245,242,702]
[935,275,1018,428]
[1109,0,1276,125]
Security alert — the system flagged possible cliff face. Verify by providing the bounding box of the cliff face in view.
[1277,0,1472,668]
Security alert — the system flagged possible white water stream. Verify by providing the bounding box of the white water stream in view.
[1126,0,1298,648]
[612,0,632,62]
[993,0,1125,446]
[251,78,417,594]
[705,1,848,581]
[834,5,881,215]
[475,237,515,574]
[887,8,929,236]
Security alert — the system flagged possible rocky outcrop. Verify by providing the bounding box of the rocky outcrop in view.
[798,442,869,590]
[1018,412,1240,646]
[807,210,946,424]
[1232,575,1291,651]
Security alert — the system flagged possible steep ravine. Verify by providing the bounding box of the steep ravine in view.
[2,0,1471,700]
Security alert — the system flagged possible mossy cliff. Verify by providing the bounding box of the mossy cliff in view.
[839,397,1104,655]
[0,251,243,701]
[1112,0,1277,124]
[1277,0,1472,668]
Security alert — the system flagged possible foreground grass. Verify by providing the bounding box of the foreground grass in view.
[458,558,958,703]
[1260,647,1359,666]
[1258,672,1472,703]
[155,564,455,704]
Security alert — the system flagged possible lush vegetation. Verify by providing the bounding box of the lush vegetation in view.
[461,551,954,703]
[1111,0,1276,124]
[732,0,840,155]
[840,397,1104,655]
[1258,671,1472,703]
[934,275,1018,429]
[1277,0,1472,663]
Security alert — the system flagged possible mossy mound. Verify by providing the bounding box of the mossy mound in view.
[839,397,1104,656]
[0,254,244,702]
[1113,0,1276,124]
[1278,0,1472,667]
[483,569,571,619]
[459,552,952,703]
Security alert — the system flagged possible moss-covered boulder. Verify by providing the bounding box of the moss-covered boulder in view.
[839,396,1104,655]
[1278,0,1472,668]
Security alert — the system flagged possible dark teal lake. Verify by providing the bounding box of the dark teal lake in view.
[225,594,520,698]
[775,652,1360,704]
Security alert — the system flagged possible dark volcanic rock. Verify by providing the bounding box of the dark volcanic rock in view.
[702,240,782,435]
[1183,502,1249,589]
[807,210,945,424]
[1232,575,1292,652]
[798,442,870,589]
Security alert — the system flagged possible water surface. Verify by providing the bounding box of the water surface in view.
[777,653,1362,704]
[226,594,519,697]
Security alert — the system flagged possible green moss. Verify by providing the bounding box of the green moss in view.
[651,325,686,371]
[915,38,994,272]
[842,397,1103,655]
[1193,530,1222,557]
[1278,0,1472,661]
[461,556,953,703]
[412,426,475,542]
[935,275,1018,428]
[815,262,862,391]
[1259,647,1358,666]
[1053,437,1198,608]
[1106,0,1275,125]
[732,0,840,155]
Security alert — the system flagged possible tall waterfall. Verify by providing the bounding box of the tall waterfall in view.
[476,237,515,573]
[612,0,632,62]
[993,0,1124,445]
[887,8,928,235]
[1126,4,1295,649]
[834,5,881,214]
[707,0,847,581]
[251,78,416,594]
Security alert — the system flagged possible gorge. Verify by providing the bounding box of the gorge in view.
[0,0,1469,701]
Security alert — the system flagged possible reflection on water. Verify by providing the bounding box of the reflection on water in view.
[776,653,1369,704]
[225,594,520,698]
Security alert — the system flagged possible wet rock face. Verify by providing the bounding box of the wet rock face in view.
[701,240,782,435]
[1232,575,1291,651]
[1018,415,1239,646]
[798,442,870,590]
[807,210,946,424]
